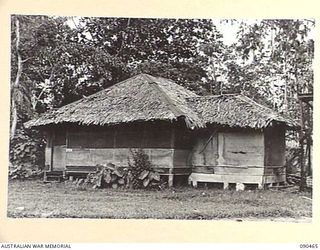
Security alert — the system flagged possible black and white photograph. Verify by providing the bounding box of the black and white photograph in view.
[8,15,314,222]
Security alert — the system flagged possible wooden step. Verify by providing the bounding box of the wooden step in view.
[43,171,64,183]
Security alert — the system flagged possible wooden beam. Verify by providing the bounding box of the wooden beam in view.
[299,99,307,191]
[297,93,313,103]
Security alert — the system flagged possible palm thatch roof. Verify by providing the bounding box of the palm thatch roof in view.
[25,74,203,129]
[25,73,298,130]
[187,94,298,129]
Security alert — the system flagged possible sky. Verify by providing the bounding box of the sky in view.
[211,20,240,45]
[213,19,315,45]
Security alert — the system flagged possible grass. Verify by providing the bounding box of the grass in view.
[7,180,312,220]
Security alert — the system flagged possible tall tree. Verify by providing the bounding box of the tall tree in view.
[78,17,224,93]
[230,19,314,115]
[10,15,89,168]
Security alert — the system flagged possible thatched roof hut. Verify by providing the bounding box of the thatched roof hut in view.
[25,74,298,188]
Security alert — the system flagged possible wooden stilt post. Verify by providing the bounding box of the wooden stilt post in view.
[299,100,307,191]
[258,183,264,190]
[169,126,175,187]
[168,169,174,187]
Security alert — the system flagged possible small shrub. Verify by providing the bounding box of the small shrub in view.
[10,125,45,171]
[127,148,163,189]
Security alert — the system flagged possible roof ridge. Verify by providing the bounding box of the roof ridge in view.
[149,81,185,117]
[144,74,192,118]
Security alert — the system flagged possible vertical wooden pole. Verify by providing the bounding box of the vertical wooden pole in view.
[65,127,69,148]
[308,141,311,176]
[168,126,175,187]
[113,127,117,163]
[64,128,68,178]
[49,129,55,172]
[217,133,225,166]
[299,100,306,191]
[306,102,312,177]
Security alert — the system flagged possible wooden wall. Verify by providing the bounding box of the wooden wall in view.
[191,130,218,166]
[191,129,264,167]
[45,122,194,181]
[189,128,286,187]
[221,131,265,166]
[45,123,287,187]
[64,124,174,171]
[65,148,174,170]
[66,123,173,149]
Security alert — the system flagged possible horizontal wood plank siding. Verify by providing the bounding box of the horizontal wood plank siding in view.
[65,148,174,168]
[66,148,91,166]
[67,126,172,149]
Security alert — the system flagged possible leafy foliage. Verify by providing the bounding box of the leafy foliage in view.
[79,17,223,93]
[80,150,163,190]
[285,147,300,175]
[231,20,314,112]
[127,148,162,189]
[84,163,129,189]
[9,122,45,170]
[9,165,43,180]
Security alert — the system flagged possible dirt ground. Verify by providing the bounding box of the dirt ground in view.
[7,179,312,221]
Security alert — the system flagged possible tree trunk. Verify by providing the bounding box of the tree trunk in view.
[283,54,288,112]
[11,18,23,139]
